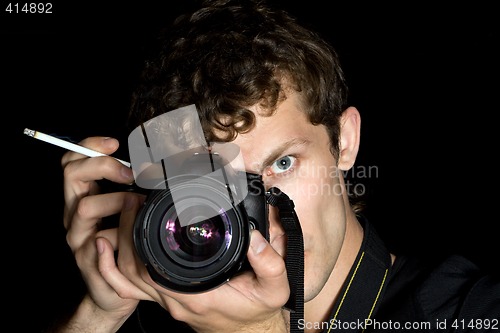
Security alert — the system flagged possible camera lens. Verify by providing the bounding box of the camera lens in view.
[161,199,232,267]
[134,178,249,292]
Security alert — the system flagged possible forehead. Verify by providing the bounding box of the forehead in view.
[231,90,325,171]
[238,89,310,137]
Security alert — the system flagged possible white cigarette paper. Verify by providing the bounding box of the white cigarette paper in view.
[24,128,131,168]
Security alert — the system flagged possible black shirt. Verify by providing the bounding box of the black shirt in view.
[321,218,500,332]
[120,219,500,332]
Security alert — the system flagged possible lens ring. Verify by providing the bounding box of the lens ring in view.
[137,180,249,291]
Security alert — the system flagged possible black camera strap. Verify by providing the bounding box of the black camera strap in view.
[266,187,304,333]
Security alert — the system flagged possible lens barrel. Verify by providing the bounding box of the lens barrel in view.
[134,172,266,293]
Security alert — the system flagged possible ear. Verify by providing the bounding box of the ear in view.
[338,107,361,171]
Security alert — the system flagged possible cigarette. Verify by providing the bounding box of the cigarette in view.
[24,128,131,168]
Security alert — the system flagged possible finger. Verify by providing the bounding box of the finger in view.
[62,156,134,229]
[75,233,101,277]
[245,230,290,307]
[115,194,158,296]
[116,193,141,253]
[66,192,129,249]
[63,154,134,195]
[96,237,153,301]
[61,137,120,167]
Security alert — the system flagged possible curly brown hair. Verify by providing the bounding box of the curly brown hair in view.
[128,0,349,160]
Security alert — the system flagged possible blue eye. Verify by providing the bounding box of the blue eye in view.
[270,155,296,174]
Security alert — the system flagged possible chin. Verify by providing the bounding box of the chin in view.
[303,282,321,303]
[302,254,330,302]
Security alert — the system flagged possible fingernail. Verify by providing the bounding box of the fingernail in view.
[102,137,118,149]
[250,231,267,255]
[96,238,105,254]
[121,166,134,181]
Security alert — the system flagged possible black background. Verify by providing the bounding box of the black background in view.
[2,1,499,331]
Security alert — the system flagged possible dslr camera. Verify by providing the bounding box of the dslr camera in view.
[133,150,269,293]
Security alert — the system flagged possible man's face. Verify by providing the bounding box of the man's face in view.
[232,90,348,302]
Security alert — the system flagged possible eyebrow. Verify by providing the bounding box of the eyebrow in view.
[258,138,310,172]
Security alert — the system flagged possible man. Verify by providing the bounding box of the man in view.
[52,0,499,332]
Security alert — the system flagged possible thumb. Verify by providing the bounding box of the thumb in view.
[246,230,289,307]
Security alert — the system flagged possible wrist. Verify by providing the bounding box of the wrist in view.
[52,294,131,333]
[193,311,288,333]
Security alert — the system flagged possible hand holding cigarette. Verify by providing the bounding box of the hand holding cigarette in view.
[23,128,131,168]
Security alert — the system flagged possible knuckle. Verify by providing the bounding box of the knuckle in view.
[62,160,77,179]
[267,259,287,278]
[75,196,95,220]
[65,232,75,249]
[168,303,189,322]
[113,285,134,299]
[185,301,209,316]
[74,244,95,270]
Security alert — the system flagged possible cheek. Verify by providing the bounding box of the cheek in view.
[278,167,342,207]
[280,171,345,233]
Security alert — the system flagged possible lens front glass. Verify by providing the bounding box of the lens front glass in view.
[160,198,232,268]
[135,179,249,292]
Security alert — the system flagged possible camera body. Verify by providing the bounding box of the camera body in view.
[133,152,269,293]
